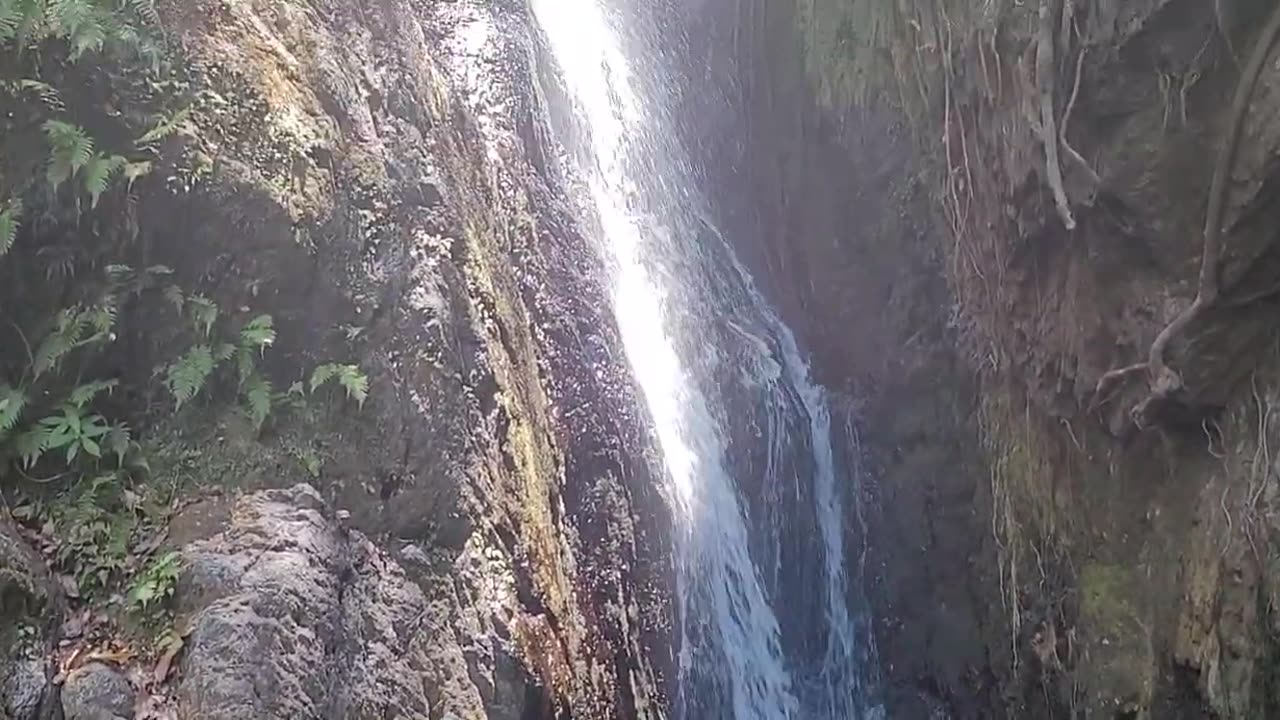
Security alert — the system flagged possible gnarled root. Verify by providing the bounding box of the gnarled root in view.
[1092,3,1280,426]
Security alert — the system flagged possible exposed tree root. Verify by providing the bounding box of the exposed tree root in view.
[1061,45,1100,190]
[1093,3,1280,426]
[1037,0,1075,230]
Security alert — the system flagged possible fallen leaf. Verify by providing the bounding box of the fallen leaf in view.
[152,636,184,685]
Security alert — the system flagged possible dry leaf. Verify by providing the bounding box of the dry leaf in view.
[152,636,184,685]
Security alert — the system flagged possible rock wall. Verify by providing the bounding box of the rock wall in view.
[674,0,1280,717]
[1,0,670,718]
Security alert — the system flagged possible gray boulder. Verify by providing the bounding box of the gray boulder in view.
[61,663,134,720]
[174,484,434,719]
[0,514,59,720]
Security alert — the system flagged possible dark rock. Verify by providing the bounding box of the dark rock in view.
[61,663,134,720]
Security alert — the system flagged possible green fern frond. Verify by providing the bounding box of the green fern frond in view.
[123,0,157,26]
[85,301,117,338]
[310,363,369,408]
[234,346,254,385]
[105,422,130,465]
[0,199,21,257]
[0,0,42,45]
[186,293,218,336]
[163,284,183,314]
[165,344,215,409]
[339,366,369,408]
[0,0,22,44]
[32,307,88,378]
[17,79,64,111]
[69,17,105,58]
[137,107,192,146]
[13,425,52,469]
[83,153,126,207]
[242,374,272,430]
[213,342,235,363]
[309,363,339,393]
[239,314,275,352]
[67,379,117,407]
[44,120,94,191]
[0,383,26,432]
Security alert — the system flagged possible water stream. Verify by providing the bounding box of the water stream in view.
[531,1,882,717]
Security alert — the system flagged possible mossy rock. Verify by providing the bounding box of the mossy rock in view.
[1079,562,1153,717]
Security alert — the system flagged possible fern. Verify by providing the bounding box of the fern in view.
[67,379,117,407]
[241,374,272,430]
[0,199,20,257]
[310,363,369,408]
[136,107,191,146]
[104,422,130,465]
[234,346,255,385]
[0,384,26,433]
[186,294,218,337]
[163,284,183,314]
[164,345,215,409]
[13,424,52,469]
[32,307,88,378]
[17,78,64,111]
[84,301,116,340]
[83,153,126,207]
[124,0,157,25]
[44,120,94,191]
[239,314,275,352]
[0,0,22,43]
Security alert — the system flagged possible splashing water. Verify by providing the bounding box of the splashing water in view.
[531,1,882,717]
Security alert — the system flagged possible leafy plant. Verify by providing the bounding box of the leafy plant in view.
[0,0,161,61]
[126,550,180,612]
[163,344,215,410]
[44,119,94,191]
[309,363,369,408]
[0,199,20,257]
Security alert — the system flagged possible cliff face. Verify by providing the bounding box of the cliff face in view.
[0,1,669,718]
[673,0,1280,717]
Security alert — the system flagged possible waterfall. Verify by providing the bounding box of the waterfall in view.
[530,1,882,717]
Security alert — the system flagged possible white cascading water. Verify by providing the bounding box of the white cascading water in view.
[531,1,881,718]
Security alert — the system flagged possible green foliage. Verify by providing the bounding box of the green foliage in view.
[0,199,21,257]
[31,303,112,378]
[163,344,214,410]
[0,0,160,60]
[242,374,272,430]
[0,383,26,434]
[239,314,275,353]
[136,106,192,146]
[44,119,94,191]
[83,152,126,207]
[126,550,179,612]
[310,363,369,408]
[186,293,217,337]
[47,472,139,594]
[36,402,111,464]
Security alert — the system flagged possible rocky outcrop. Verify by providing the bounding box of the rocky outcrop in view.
[2,0,669,717]
[173,484,509,719]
